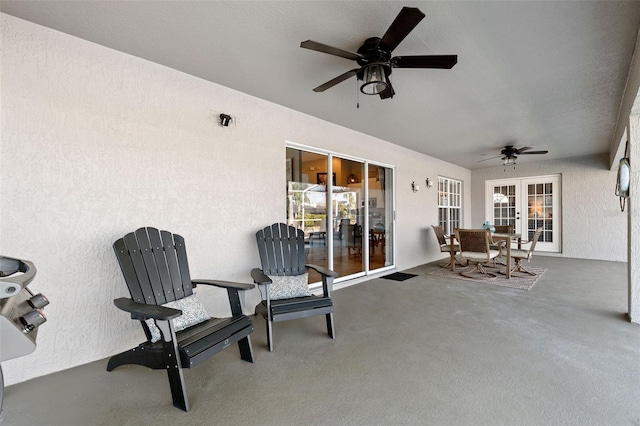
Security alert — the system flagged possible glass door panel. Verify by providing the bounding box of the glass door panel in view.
[368,165,394,270]
[490,180,520,229]
[286,149,328,283]
[332,159,364,278]
[522,177,559,252]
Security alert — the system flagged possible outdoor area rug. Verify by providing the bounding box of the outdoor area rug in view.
[427,266,547,291]
[381,272,418,282]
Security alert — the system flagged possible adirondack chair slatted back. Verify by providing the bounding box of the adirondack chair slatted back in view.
[113,227,193,305]
[256,223,306,277]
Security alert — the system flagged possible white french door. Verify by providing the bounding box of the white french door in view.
[485,175,561,252]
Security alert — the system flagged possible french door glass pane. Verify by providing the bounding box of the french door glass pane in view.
[492,184,517,227]
[527,182,553,242]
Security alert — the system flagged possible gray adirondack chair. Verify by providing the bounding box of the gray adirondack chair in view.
[107,227,255,411]
[251,223,338,351]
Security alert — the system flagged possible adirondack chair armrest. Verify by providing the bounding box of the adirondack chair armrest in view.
[191,279,255,317]
[250,268,272,285]
[113,297,182,321]
[305,264,339,278]
[306,264,338,298]
[192,279,255,291]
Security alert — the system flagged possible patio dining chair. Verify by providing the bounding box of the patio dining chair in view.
[432,225,461,268]
[490,224,514,266]
[455,228,500,279]
[503,227,544,276]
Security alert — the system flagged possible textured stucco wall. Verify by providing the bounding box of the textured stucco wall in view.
[471,155,627,261]
[0,14,470,385]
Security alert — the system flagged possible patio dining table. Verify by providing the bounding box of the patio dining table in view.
[449,232,522,279]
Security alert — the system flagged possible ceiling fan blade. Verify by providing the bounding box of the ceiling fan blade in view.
[300,40,362,61]
[378,7,425,52]
[392,55,457,69]
[478,155,503,162]
[312,68,360,92]
[519,150,549,155]
[514,146,532,153]
[379,74,395,99]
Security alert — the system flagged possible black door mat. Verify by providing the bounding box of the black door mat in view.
[381,272,418,281]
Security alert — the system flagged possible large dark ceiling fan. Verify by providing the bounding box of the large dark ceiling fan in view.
[300,7,457,99]
[479,145,549,165]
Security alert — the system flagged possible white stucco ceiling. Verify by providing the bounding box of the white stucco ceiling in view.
[2,1,639,169]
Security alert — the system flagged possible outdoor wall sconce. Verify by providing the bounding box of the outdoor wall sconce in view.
[219,113,232,127]
[411,181,419,193]
[425,178,433,189]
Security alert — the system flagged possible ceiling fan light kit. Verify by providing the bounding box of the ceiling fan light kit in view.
[300,7,457,99]
[360,64,388,95]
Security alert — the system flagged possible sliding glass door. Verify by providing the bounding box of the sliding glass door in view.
[286,145,395,282]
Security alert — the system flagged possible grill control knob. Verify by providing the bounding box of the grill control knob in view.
[28,293,49,309]
[19,309,47,332]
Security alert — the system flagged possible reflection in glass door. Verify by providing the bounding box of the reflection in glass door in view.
[486,175,561,252]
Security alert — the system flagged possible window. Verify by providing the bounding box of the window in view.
[438,176,462,235]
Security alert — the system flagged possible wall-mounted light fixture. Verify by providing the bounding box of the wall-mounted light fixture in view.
[425,178,433,189]
[219,113,232,127]
[411,181,420,193]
